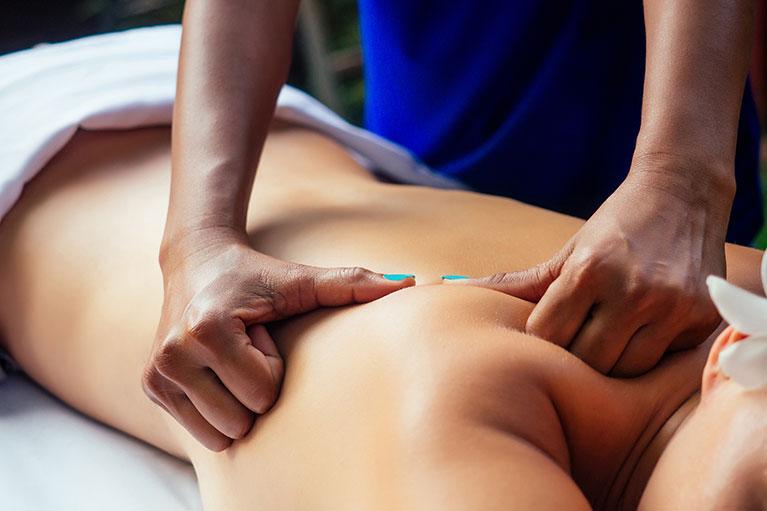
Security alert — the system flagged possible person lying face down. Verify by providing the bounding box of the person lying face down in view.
[0,17,765,508]
[0,122,765,510]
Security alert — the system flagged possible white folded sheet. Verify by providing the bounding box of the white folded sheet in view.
[0,24,464,226]
[0,24,466,510]
[0,372,201,511]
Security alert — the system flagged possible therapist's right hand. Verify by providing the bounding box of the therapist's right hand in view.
[143,228,414,451]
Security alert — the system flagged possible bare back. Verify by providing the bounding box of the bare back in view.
[0,126,762,509]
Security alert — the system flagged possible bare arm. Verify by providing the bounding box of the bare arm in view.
[634,0,756,197]
[148,0,413,451]
[164,0,298,250]
[464,1,756,376]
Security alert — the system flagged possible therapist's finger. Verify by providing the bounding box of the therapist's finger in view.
[525,271,597,347]
[273,264,415,316]
[151,335,255,441]
[611,323,677,377]
[210,326,283,414]
[568,304,644,374]
[444,244,573,302]
[247,323,284,381]
[173,367,255,441]
[142,369,232,451]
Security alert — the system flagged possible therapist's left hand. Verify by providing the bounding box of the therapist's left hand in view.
[449,161,733,376]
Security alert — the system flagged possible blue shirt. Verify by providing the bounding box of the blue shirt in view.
[359,0,762,244]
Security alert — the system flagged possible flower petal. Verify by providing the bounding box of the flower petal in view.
[719,335,767,389]
[706,276,767,335]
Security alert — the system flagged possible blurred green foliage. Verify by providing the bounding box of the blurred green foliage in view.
[325,0,361,51]
[755,164,767,248]
[324,0,365,122]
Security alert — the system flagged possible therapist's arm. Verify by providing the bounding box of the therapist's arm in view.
[455,0,756,376]
[148,0,413,451]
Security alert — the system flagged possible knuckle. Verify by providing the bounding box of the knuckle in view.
[154,335,186,377]
[338,266,370,283]
[564,255,597,288]
[569,248,600,272]
[542,258,561,281]
[625,276,651,304]
[285,263,313,285]
[626,269,670,305]
[486,272,512,286]
[271,265,315,314]
[295,268,321,305]
[566,265,589,289]
[141,366,166,402]
[663,278,689,298]
[533,264,557,290]
[187,311,223,341]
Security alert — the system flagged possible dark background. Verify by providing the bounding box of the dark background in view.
[0,0,365,121]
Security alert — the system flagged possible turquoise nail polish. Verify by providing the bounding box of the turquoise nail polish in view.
[383,273,415,281]
[441,275,469,280]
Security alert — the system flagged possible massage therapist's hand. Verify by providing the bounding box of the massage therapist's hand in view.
[452,161,733,376]
[144,228,414,451]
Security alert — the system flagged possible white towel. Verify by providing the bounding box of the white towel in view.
[0,24,465,226]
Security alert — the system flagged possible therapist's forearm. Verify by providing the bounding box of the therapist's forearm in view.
[163,0,300,259]
[634,0,756,200]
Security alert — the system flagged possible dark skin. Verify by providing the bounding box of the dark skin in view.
[153,0,757,450]
[458,0,756,376]
[149,0,413,451]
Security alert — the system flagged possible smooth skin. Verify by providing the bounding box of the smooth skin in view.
[640,326,767,510]
[165,0,758,449]
[0,126,763,510]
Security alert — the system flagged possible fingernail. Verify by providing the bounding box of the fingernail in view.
[441,275,469,280]
[383,273,415,281]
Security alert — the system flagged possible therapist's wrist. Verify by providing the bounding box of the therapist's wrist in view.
[627,149,736,221]
[159,224,251,275]
[634,90,741,172]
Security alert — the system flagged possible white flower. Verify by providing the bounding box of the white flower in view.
[705,251,767,389]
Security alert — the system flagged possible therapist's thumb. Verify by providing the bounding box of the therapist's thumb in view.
[301,265,416,309]
[443,246,570,302]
